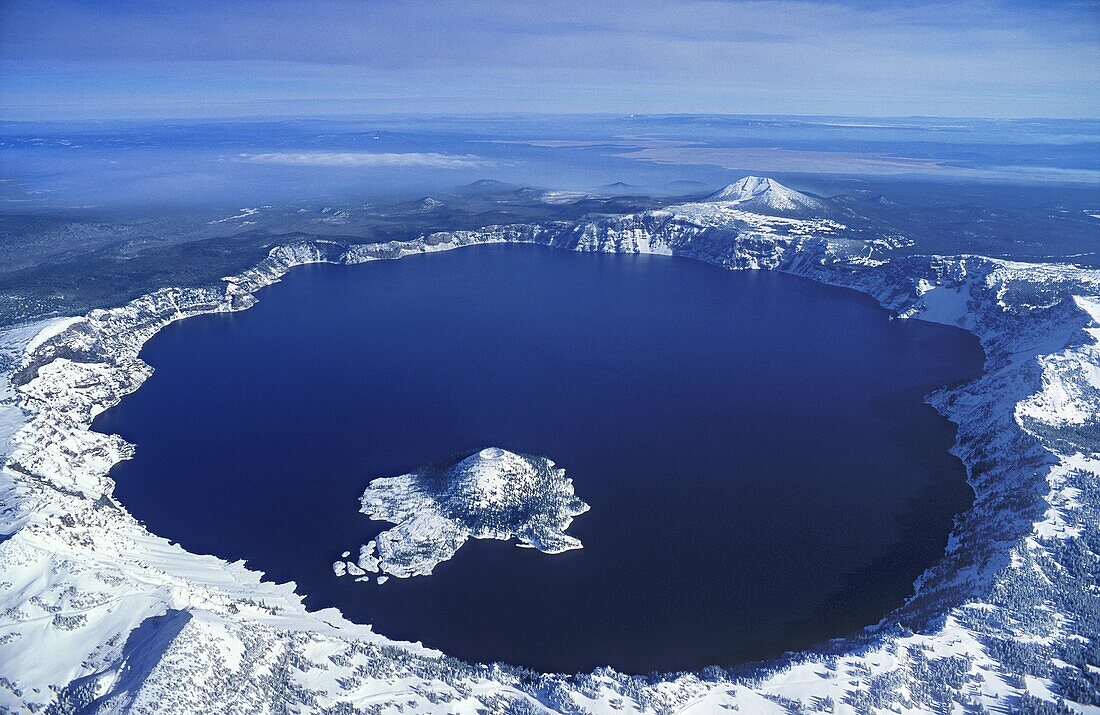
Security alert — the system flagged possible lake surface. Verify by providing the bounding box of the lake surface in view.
[93,245,985,673]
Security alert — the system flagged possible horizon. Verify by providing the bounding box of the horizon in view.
[3,111,1099,213]
[4,112,1100,125]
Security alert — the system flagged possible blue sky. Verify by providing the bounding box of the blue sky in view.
[1,0,1098,120]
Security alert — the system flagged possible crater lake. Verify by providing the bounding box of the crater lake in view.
[92,244,985,673]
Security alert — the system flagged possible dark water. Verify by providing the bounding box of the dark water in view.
[93,245,985,674]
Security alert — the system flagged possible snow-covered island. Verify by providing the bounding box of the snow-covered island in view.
[334,448,589,581]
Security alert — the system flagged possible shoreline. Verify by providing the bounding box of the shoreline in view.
[1,202,1098,712]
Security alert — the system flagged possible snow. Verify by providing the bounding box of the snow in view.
[1,178,1099,712]
[907,280,973,328]
[541,190,589,204]
[1076,295,1100,337]
[705,176,828,213]
[22,316,84,355]
[336,448,589,579]
[208,206,270,224]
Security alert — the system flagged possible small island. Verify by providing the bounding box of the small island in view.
[334,448,590,581]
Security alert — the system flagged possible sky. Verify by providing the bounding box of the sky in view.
[0,0,1098,120]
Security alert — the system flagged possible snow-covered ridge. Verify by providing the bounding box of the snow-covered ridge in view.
[1,187,1099,713]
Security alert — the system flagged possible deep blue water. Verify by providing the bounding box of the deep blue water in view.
[93,245,985,674]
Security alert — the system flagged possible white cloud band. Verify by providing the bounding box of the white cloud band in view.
[236,151,489,169]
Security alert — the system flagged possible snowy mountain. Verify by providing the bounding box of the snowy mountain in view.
[1,180,1099,713]
[705,175,829,214]
[417,196,444,211]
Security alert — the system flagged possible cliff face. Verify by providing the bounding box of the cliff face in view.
[1,193,1098,713]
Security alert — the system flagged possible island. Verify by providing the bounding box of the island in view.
[333,447,590,581]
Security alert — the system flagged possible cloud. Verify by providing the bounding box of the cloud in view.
[0,0,1097,118]
[236,151,491,169]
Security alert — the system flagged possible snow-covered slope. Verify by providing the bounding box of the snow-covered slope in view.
[2,182,1099,713]
[705,176,829,214]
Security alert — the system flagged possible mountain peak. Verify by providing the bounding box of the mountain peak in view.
[705,176,827,213]
[706,175,773,200]
[452,447,527,505]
